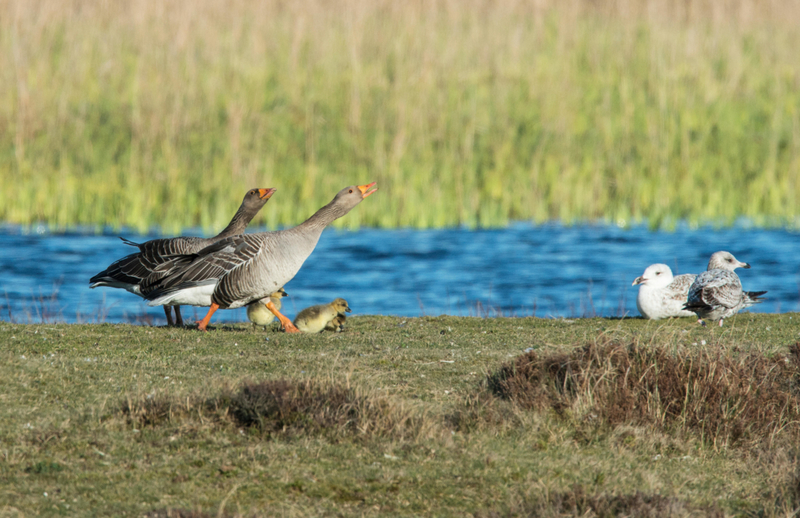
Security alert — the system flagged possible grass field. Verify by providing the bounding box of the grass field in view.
[2,0,800,232]
[2,314,800,516]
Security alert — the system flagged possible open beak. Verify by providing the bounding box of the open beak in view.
[632,276,645,286]
[258,188,277,200]
[357,182,378,198]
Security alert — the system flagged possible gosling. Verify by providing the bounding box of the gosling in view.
[294,298,351,333]
[324,313,346,332]
[246,288,288,328]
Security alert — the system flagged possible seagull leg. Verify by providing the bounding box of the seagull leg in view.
[164,306,175,327]
[197,303,220,332]
[266,300,299,333]
[718,319,724,327]
[174,306,184,327]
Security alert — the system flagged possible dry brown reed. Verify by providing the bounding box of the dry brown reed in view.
[487,340,800,448]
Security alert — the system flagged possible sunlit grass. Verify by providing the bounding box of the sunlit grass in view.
[1,0,799,232]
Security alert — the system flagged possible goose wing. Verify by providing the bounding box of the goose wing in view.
[141,234,265,300]
[90,236,207,288]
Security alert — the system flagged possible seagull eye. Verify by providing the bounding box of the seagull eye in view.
[250,190,255,195]
[655,272,661,275]
[349,189,353,193]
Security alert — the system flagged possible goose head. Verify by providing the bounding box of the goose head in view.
[242,187,277,212]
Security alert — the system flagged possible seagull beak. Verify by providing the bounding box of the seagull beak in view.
[741,262,751,269]
[632,276,645,286]
[258,188,277,200]
[357,182,378,198]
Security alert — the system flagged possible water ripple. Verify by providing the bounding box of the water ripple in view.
[0,223,797,324]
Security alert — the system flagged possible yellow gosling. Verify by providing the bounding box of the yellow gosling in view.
[324,313,346,332]
[246,288,288,328]
[294,298,351,333]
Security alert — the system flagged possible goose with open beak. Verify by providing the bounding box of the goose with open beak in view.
[141,182,377,331]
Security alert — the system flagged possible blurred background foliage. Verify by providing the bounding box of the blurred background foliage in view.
[1,0,798,232]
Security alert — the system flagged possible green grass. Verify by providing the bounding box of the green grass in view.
[1,1,800,232]
[1,314,799,516]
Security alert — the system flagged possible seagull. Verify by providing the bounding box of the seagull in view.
[631,264,696,319]
[682,251,767,327]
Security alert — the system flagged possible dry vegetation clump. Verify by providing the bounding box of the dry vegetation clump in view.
[118,379,434,441]
[220,379,361,436]
[478,484,723,518]
[119,394,186,428]
[146,509,250,518]
[220,379,433,440]
[487,340,800,447]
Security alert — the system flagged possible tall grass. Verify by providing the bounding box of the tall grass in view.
[1,0,799,232]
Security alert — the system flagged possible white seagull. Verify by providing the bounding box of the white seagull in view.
[631,264,697,319]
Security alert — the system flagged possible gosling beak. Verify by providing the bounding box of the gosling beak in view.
[632,276,645,286]
[345,306,352,313]
[357,182,378,198]
[258,188,277,200]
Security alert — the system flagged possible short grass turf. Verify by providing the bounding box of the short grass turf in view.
[1,314,799,516]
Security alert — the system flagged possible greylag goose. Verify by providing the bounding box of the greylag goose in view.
[247,288,288,328]
[683,251,767,326]
[89,187,275,326]
[294,298,351,333]
[631,264,696,319]
[141,182,377,332]
[324,313,347,332]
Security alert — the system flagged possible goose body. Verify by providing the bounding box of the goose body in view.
[294,298,351,333]
[631,264,696,319]
[683,251,767,326]
[247,288,288,327]
[141,183,377,331]
[90,188,275,326]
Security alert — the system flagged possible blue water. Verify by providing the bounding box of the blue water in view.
[0,223,797,324]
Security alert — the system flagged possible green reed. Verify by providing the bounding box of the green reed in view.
[1,1,799,232]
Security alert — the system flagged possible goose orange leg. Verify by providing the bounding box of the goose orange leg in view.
[197,303,220,332]
[266,300,299,333]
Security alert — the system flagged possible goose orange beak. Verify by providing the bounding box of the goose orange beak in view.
[357,182,378,198]
[258,188,277,200]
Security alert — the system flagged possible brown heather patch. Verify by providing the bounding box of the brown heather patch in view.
[479,484,723,518]
[119,379,433,440]
[487,340,800,447]
[145,510,240,518]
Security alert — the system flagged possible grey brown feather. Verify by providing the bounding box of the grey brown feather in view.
[682,251,766,326]
[89,188,273,325]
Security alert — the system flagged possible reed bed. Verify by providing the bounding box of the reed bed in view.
[1,0,799,231]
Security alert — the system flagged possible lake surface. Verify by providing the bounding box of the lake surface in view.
[0,223,797,325]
